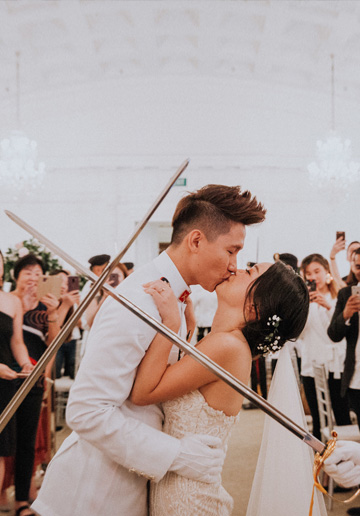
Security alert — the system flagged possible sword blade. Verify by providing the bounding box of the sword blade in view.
[0,159,189,433]
[3,185,325,455]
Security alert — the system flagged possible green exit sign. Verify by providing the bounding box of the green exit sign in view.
[174,178,187,186]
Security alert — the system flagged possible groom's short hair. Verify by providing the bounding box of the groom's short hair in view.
[171,184,266,245]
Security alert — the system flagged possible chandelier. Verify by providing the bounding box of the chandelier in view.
[0,52,45,190]
[307,55,360,193]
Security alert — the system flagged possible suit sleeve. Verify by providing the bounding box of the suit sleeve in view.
[66,288,180,482]
[327,289,347,342]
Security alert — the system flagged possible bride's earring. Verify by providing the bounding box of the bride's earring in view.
[325,272,333,284]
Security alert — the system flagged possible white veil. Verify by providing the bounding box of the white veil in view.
[246,344,327,516]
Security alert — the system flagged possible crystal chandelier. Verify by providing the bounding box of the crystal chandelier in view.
[308,55,360,193]
[0,52,45,190]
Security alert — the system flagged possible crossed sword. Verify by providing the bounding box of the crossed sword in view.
[0,160,325,456]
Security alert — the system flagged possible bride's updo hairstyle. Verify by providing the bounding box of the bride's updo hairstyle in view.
[242,261,309,357]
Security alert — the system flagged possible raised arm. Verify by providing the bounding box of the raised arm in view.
[329,238,346,289]
[131,281,249,407]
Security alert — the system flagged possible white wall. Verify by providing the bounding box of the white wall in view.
[1,76,359,276]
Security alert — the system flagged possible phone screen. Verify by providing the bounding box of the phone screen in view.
[352,285,360,297]
[109,273,120,288]
[336,231,345,241]
[306,280,316,292]
[67,276,80,292]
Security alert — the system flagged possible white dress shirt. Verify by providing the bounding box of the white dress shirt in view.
[33,252,190,516]
[349,322,360,389]
[298,294,346,379]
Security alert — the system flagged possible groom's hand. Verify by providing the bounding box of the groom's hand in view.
[169,434,225,484]
[323,440,360,488]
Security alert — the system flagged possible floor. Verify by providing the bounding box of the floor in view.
[1,409,359,516]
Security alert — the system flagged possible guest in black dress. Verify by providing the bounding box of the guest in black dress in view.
[10,254,61,516]
[0,251,34,513]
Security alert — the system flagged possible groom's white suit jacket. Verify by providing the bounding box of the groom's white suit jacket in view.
[33,252,190,516]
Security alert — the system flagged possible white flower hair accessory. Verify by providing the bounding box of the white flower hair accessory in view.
[257,315,282,356]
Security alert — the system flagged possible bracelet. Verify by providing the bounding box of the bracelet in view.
[330,256,336,260]
[48,316,59,323]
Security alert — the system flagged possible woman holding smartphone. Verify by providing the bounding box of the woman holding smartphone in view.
[298,253,351,441]
[49,270,80,379]
[9,254,60,516]
[0,251,34,513]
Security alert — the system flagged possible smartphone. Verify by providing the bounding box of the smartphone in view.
[352,285,360,297]
[67,275,80,292]
[36,275,62,301]
[109,273,120,288]
[336,231,345,241]
[306,280,316,292]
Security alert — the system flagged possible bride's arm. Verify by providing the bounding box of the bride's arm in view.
[130,281,248,406]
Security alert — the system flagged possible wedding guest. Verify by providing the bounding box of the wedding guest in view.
[10,254,60,516]
[49,270,80,379]
[271,252,300,374]
[329,238,360,288]
[123,261,135,275]
[298,253,351,441]
[80,253,110,300]
[0,253,34,514]
[191,286,217,342]
[33,184,266,516]
[130,262,309,514]
[84,263,128,330]
[328,247,360,433]
[273,252,299,273]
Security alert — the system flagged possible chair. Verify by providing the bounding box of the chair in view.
[312,362,360,508]
[54,376,74,429]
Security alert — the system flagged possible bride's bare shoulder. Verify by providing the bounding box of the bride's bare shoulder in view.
[196,330,251,362]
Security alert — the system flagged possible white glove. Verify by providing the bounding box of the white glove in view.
[169,434,225,484]
[323,440,360,488]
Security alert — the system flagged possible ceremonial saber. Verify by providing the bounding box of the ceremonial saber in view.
[4,213,325,455]
[0,159,189,433]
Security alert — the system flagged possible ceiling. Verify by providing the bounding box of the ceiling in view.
[1,0,360,104]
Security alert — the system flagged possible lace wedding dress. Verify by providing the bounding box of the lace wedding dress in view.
[150,390,239,516]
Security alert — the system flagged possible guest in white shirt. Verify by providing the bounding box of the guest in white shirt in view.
[191,285,218,341]
[298,253,351,441]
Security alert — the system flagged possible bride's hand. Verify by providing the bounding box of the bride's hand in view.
[143,280,181,332]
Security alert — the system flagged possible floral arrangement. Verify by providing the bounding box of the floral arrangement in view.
[256,315,282,356]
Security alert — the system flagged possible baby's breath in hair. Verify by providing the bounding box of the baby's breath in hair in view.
[256,315,282,356]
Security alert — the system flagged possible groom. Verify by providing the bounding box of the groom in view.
[33,184,266,516]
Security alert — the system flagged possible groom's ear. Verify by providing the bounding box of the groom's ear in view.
[187,230,203,254]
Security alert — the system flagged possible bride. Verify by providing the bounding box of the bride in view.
[131,260,309,515]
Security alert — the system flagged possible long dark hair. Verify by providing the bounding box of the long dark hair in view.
[242,261,309,357]
[346,246,360,286]
[13,253,45,280]
[345,247,360,286]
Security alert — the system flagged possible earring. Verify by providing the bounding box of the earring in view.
[325,273,332,285]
